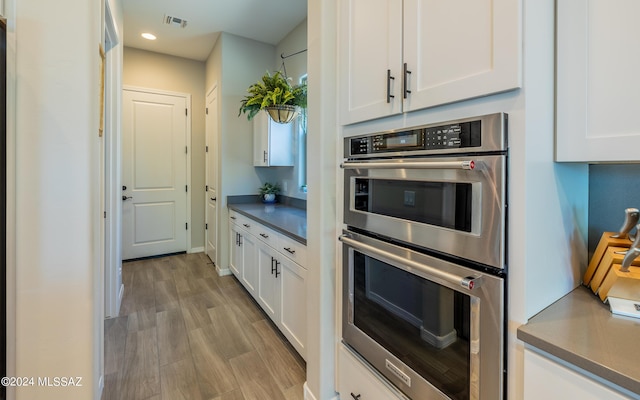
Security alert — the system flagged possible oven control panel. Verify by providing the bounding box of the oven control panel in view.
[345,113,507,158]
[349,121,481,156]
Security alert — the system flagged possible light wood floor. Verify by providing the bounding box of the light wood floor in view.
[103,253,306,400]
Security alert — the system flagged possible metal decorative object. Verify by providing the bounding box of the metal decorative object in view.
[265,105,298,124]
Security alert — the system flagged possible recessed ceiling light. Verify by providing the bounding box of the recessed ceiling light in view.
[141,33,157,40]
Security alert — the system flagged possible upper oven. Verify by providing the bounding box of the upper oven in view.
[341,113,507,270]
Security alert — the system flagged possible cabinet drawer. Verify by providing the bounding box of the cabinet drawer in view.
[338,345,407,400]
[278,236,307,267]
[229,212,256,234]
[254,223,280,248]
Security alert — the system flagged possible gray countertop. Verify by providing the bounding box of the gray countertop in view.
[228,202,307,245]
[517,286,640,394]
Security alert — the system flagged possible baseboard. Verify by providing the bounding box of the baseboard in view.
[118,284,124,307]
[216,266,232,277]
[189,246,204,254]
[303,382,317,400]
[97,375,104,400]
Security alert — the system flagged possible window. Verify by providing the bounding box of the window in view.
[298,74,307,193]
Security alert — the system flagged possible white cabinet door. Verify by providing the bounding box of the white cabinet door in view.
[339,0,520,125]
[524,349,635,399]
[253,111,294,167]
[279,257,307,359]
[339,0,403,125]
[229,224,241,278]
[556,0,640,162]
[240,232,258,296]
[338,345,405,400]
[403,0,520,112]
[206,192,217,265]
[257,242,279,321]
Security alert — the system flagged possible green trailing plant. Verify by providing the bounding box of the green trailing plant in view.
[258,182,281,195]
[239,71,307,120]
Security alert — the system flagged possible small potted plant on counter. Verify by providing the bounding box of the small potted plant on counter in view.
[238,70,307,123]
[258,182,281,204]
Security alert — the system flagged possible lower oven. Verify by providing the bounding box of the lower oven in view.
[340,230,504,400]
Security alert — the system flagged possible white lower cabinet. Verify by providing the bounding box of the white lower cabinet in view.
[278,256,307,357]
[257,241,279,320]
[229,211,307,359]
[338,345,407,400]
[524,348,637,399]
[240,232,257,296]
[229,224,241,277]
[228,223,258,296]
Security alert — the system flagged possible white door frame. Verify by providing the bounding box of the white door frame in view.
[205,83,218,265]
[122,85,192,258]
[104,0,122,319]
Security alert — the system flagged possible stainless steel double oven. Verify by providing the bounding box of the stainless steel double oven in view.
[340,113,507,400]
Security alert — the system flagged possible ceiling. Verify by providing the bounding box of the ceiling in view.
[123,0,308,61]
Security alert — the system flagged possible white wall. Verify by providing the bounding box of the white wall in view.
[306,1,339,398]
[205,32,275,273]
[7,0,116,399]
[272,19,308,200]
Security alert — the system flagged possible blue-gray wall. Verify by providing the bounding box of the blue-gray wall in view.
[588,164,640,255]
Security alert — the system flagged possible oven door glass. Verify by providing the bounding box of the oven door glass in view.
[353,249,472,400]
[354,178,472,232]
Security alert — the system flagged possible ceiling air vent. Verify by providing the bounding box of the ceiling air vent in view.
[163,15,188,28]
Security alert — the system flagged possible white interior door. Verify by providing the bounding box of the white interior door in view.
[205,85,218,264]
[122,88,188,260]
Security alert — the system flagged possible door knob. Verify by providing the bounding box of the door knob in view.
[122,196,133,201]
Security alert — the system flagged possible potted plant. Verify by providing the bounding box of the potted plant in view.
[238,71,307,123]
[258,182,281,203]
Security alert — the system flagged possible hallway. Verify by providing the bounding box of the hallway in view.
[102,253,306,400]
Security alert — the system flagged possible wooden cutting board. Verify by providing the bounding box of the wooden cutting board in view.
[583,233,633,285]
[589,246,640,294]
[600,264,640,302]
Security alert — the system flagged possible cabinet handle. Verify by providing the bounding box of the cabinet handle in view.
[230,216,237,220]
[260,233,269,238]
[238,234,242,246]
[210,197,216,201]
[243,223,250,228]
[386,69,395,104]
[283,247,296,255]
[350,393,361,400]
[235,233,239,246]
[403,63,412,99]
[271,257,277,275]
[263,150,268,163]
[275,260,280,278]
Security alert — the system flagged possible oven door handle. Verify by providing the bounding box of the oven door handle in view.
[339,234,482,291]
[340,160,475,170]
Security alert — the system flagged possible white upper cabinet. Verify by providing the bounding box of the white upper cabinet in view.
[253,111,294,167]
[339,0,521,125]
[339,0,403,124]
[556,0,640,162]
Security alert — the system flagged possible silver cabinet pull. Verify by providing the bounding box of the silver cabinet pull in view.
[339,234,482,290]
[340,160,475,170]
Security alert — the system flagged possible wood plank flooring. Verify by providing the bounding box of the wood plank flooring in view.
[103,253,306,400]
